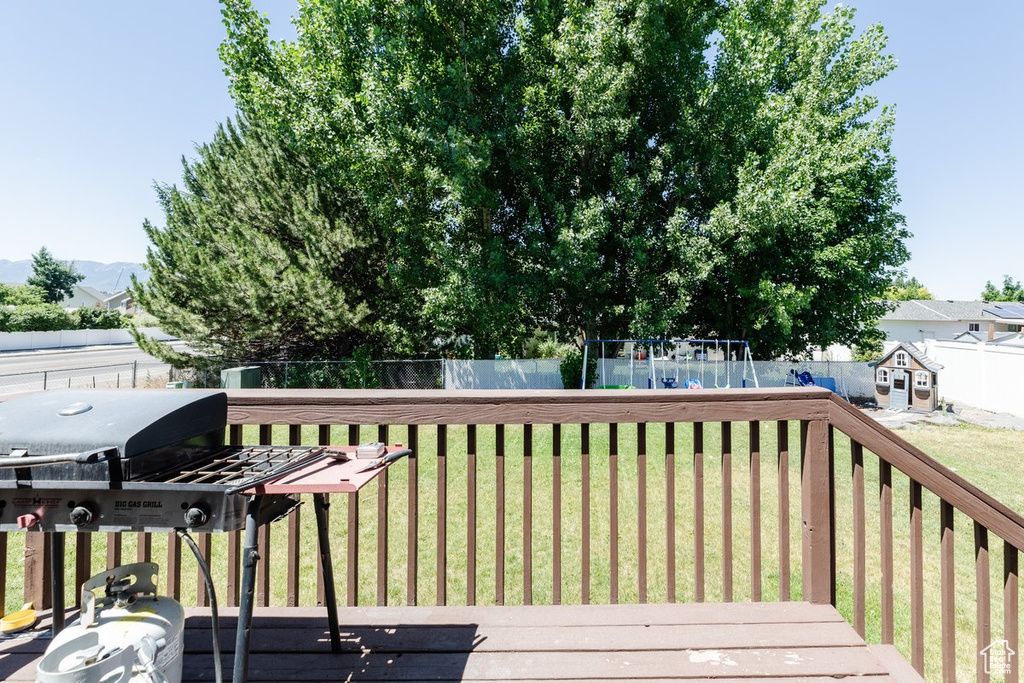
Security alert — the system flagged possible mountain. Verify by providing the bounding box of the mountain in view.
[0,259,149,293]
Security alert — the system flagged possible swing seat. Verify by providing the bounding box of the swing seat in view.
[684,379,702,389]
[661,378,679,389]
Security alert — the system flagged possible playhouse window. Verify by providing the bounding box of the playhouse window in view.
[894,351,909,368]
[876,368,889,385]
[915,371,930,389]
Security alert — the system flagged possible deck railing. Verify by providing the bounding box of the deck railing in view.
[2,388,1021,680]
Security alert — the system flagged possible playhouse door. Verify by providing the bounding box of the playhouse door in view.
[891,369,909,410]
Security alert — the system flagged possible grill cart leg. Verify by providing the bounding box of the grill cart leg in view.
[50,532,65,636]
[313,493,341,652]
[233,495,262,683]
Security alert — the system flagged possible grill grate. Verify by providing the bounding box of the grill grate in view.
[162,445,335,489]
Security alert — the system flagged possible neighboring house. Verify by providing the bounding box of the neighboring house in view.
[60,286,135,313]
[873,342,942,411]
[879,300,1024,344]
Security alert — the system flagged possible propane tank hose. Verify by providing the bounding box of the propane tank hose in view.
[176,529,223,683]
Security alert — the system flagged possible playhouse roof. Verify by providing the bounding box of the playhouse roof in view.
[877,342,943,372]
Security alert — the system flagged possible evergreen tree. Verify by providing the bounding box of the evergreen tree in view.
[27,247,84,303]
[132,118,380,364]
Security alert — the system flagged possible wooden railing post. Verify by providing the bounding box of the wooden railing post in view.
[800,419,832,604]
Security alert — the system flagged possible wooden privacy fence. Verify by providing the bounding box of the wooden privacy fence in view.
[2,387,1022,680]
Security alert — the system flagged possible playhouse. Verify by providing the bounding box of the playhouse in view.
[873,342,942,411]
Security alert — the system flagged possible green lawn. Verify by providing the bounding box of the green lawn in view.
[5,418,1022,680]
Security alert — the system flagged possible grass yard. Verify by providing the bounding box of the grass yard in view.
[5,417,1022,680]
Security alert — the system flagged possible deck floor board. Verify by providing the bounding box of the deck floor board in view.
[0,602,921,682]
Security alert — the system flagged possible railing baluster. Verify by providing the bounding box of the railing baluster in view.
[467,424,477,606]
[910,480,924,674]
[436,424,447,606]
[0,535,6,614]
[722,421,733,602]
[376,424,389,606]
[665,422,676,603]
[976,522,990,683]
[196,533,211,607]
[1005,542,1019,683]
[552,423,562,605]
[694,421,705,602]
[167,531,181,601]
[749,421,761,602]
[257,424,273,607]
[777,420,790,601]
[609,422,619,604]
[347,424,359,607]
[638,422,647,604]
[106,533,122,571]
[852,439,865,636]
[581,423,591,605]
[941,500,955,681]
[524,424,533,605]
[227,424,243,607]
[75,532,91,605]
[880,460,894,643]
[406,424,419,606]
[495,424,505,605]
[317,424,331,607]
[138,533,152,564]
[287,425,302,607]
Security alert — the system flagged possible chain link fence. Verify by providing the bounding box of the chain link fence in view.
[2,357,875,397]
[173,359,444,390]
[0,361,173,396]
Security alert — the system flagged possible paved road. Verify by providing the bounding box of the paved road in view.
[0,344,187,395]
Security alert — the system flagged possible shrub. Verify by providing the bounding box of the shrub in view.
[6,303,73,332]
[558,349,598,389]
[72,307,125,330]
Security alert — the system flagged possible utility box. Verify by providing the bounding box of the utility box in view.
[220,366,262,389]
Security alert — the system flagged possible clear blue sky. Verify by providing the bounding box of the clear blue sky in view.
[1,2,1021,300]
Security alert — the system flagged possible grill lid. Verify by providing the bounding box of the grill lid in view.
[0,390,228,482]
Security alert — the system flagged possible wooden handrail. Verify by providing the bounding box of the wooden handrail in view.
[826,393,1024,550]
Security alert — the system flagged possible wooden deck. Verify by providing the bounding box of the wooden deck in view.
[1,601,921,681]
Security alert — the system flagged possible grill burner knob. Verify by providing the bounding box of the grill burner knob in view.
[69,506,94,527]
[184,506,209,528]
[17,513,40,529]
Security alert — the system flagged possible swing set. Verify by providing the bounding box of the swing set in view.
[580,338,760,390]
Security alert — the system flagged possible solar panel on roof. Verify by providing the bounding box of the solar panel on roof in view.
[984,303,1024,319]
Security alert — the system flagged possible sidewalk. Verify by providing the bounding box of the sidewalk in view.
[863,404,1024,431]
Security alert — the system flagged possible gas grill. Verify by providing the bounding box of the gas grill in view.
[0,389,409,683]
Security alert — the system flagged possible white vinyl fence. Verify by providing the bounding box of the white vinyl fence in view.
[925,338,1024,417]
[0,327,175,352]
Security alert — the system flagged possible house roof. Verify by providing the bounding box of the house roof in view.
[878,342,943,372]
[882,300,993,322]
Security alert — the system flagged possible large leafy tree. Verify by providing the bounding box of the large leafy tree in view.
[199,0,907,359]
[132,118,379,363]
[981,275,1024,302]
[27,247,84,303]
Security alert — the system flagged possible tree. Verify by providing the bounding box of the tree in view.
[132,118,379,364]
[0,283,45,306]
[981,275,1024,302]
[208,0,907,359]
[886,275,933,301]
[27,247,84,303]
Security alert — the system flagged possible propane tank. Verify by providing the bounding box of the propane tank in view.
[36,563,185,683]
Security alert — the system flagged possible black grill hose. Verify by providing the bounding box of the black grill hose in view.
[176,529,223,683]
